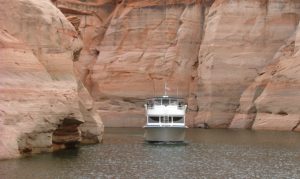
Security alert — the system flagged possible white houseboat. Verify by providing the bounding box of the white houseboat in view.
[144,95,187,142]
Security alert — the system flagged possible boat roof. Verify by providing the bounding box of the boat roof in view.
[146,96,184,101]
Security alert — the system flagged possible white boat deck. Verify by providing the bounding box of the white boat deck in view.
[146,105,186,116]
[144,96,187,127]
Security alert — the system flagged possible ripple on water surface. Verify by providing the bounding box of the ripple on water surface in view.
[0,128,300,178]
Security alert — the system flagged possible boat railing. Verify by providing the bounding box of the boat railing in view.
[146,105,154,109]
[177,105,186,110]
[147,115,185,125]
[145,101,185,107]
[145,105,186,111]
[146,97,185,106]
[146,122,185,127]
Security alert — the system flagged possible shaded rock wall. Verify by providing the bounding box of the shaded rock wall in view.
[0,0,103,160]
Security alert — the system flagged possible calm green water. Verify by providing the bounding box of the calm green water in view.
[1,128,300,178]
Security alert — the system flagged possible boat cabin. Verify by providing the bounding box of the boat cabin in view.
[145,96,186,126]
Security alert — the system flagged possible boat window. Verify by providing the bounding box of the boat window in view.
[154,99,161,105]
[162,99,169,105]
[170,99,177,105]
[159,116,171,123]
[148,116,159,123]
[173,117,184,123]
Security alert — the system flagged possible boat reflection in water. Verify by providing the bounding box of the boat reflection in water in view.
[144,95,187,143]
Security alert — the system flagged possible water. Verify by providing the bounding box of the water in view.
[1,128,300,178]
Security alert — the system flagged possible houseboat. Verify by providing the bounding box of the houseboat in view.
[144,95,187,142]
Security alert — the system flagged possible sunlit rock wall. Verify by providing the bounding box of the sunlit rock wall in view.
[56,0,212,127]
[56,0,300,130]
[197,0,300,128]
[231,22,300,131]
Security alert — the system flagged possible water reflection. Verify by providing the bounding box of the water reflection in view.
[51,148,80,159]
[0,128,300,178]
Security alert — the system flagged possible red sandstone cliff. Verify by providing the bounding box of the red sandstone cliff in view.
[2,0,300,159]
[0,0,103,160]
[55,0,300,130]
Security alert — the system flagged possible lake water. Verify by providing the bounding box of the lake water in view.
[1,128,300,178]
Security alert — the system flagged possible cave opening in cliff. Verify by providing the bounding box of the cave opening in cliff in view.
[52,117,83,150]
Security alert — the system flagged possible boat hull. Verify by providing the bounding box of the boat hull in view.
[144,126,186,142]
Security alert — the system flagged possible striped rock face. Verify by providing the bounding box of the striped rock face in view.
[56,0,300,130]
[231,25,300,132]
[56,0,210,127]
[0,0,103,160]
[2,0,300,160]
[196,0,300,128]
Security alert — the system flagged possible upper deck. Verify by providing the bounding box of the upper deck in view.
[145,96,186,116]
[146,96,185,106]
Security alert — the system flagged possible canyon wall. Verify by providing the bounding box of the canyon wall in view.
[197,0,300,128]
[1,0,299,158]
[231,22,300,131]
[55,0,212,126]
[0,0,103,160]
[56,0,300,130]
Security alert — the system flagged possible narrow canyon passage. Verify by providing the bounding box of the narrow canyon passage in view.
[1,0,300,160]
[55,0,300,130]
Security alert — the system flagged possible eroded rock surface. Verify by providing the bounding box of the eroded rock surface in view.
[2,0,300,149]
[55,0,300,130]
[251,24,300,131]
[197,0,300,128]
[0,0,103,160]
[56,0,213,126]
